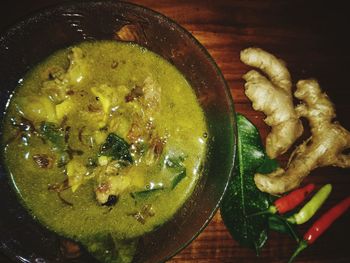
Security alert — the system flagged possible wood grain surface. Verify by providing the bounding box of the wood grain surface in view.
[1,1,349,263]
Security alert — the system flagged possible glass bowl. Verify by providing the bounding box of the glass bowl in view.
[0,1,236,262]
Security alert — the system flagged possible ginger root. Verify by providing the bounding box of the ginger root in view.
[241,48,303,158]
[241,48,350,194]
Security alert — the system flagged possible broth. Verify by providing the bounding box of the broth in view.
[2,41,207,262]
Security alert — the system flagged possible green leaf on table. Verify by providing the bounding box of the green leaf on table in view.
[268,215,299,242]
[220,114,277,253]
[256,155,279,174]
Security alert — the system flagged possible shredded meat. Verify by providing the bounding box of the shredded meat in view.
[33,154,54,169]
[125,85,144,102]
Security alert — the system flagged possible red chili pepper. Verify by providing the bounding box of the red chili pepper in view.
[275,183,315,214]
[249,183,315,217]
[288,196,350,263]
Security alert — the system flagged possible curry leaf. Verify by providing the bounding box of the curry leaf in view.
[164,155,185,169]
[170,169,186,189]
[99,133,133,164]
[40,122,69,166]
[164,155,187,189]
[40,122,66,151]
[132,188,163,199]
[220,114,277,253]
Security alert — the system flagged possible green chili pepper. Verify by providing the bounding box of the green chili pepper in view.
[287,184,332,225]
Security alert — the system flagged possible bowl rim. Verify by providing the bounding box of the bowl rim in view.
[0,1,237,262]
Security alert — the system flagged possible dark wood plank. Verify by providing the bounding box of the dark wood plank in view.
[1,0,349,262]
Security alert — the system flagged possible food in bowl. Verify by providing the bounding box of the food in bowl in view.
[2,40,208,262]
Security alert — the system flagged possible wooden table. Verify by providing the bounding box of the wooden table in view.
[1,1,349,262]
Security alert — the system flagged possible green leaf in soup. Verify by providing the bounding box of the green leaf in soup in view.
[132,183,164,199]
[220,114,277,253]
[164,155,185,169]
[170,169,186,189]
[40,122,66,151]
[163,154,187,189]
[99,133,133,164]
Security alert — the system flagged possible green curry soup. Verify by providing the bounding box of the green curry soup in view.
[2,41,207,261]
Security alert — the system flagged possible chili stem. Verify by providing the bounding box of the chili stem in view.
[289,195,350,263]
[288,240,308,263]
[275,215,300,243]
[248,184,315,218]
